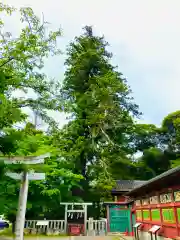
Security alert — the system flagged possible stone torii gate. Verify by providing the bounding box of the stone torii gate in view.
[0,153,50,240]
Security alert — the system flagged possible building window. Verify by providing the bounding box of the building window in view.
[136,210,142,220]
[176,208,180,223]
[162,208,175,223]
[151,209,161,221]
[143,210,150,220]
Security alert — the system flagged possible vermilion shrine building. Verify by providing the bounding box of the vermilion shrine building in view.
[24,166,180,239]
[127,166,180,240]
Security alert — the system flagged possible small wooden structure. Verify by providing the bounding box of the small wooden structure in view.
[127,166,180,240]
[60,202,92,236]
[104,180,146,235]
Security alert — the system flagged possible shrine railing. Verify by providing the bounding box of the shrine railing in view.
[24,220,65,235]
[25,218,107,236]
[86,218,107,236]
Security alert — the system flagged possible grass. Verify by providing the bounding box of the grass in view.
[0,227,13,236]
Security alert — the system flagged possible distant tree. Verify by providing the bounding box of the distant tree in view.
[0,3,62,133]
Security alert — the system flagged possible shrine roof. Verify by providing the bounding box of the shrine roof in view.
[112,180,147,193]
[127,166,180,197]
[103,201,133,206]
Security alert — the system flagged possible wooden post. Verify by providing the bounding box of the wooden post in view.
[64,204,68,234]
[84,204,87,235]
[15,171,29,240]
[106,205,110,232]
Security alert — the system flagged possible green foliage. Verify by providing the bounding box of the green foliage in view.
[162,111,180,151]
[130,111,180,179]
[0,3,82,221]
[133,148,171,180]
[131,123,161,152]
[0,124,83,220]
[0,3,62,132]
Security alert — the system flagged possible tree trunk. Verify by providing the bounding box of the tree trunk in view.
[12,221,16,234]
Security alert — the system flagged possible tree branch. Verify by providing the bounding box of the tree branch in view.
[100,127,115,146]
[100,127,121,149]
[0,57,14,68]
[22,9,32,34]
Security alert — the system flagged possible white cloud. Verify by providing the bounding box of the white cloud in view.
[2,0,180,126]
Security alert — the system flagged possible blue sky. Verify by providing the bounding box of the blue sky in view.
[3,0,180,128]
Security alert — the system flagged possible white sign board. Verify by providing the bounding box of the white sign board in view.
[6,172,45,180]
[150,196,159,204]
[134,223,142,228]
[4,159,45,165]
[28,173,45,180]
[160,193,172,203]
[1,153,50,165]
[135,200,141,206]
[36,221,49,226]
[5,172,22,180]
[149,225,160,233]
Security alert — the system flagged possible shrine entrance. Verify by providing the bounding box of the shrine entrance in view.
[60,202,92,236]
[108,205,131,234]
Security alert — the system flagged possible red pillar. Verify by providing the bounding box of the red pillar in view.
[172,189,179,236]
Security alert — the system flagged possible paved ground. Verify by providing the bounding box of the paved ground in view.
[72,237,133,240]
[72,237,115,240]
[0,237,117,240]
[0,236,133,240]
